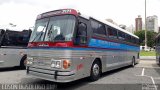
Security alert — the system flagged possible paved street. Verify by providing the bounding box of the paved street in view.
[0,59,160,90]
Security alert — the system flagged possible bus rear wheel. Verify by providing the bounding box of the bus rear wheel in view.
[89,60,101,81]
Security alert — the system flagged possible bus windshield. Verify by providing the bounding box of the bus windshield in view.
[30,15,76,42]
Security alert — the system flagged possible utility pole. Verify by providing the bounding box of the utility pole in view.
[145,0,147,50]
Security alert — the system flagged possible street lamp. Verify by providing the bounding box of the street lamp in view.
[144,0,147,50]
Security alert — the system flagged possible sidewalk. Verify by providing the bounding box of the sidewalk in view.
[140,56,156,60]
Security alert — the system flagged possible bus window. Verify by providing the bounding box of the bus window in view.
[136,39,140,45]
[0,29,5,46]
[91,19,106,36]
[125,34,132,43]
[108,27,118,39]
[132,37,136,44]
[76,22,87,44]
[118,31,125,40]
[2,30,31,47]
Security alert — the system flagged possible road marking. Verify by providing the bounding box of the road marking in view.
[135,68,158,90]
[137,75,158,90]
[141,68,145,76]
[150,76,157,90]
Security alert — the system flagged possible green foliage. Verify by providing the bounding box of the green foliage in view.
[140,51,155,56]
[134,30,158,47]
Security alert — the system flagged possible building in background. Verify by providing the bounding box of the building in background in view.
[126,25,135,33]
[119,24,126,30]
[146,15,158,33]
[106,19,118,26]
[135,15,142,32]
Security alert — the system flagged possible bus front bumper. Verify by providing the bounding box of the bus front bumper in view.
[26,66,75,83]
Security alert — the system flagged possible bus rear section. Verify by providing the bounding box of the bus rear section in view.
[26,9,140,83]
[0,29,32,68]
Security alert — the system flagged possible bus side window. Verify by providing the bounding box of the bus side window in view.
[76,22,87,44]
[125,34,131,43]
[0,29,5,46]
[108,27,118,39]
[118,31,125,40]
[91,19,106,36]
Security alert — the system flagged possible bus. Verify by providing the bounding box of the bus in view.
[0,29,32,69]
[155,33,160,65]
[26,9,140,82]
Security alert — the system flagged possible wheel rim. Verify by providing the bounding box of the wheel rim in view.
[93,64,99,76]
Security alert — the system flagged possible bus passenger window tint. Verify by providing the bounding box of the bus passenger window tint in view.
[118,31,125,40]
[125,34,132,43]
[0,29,5,46]
[1,30,32,47]
[76,23,87,44]
[108,27,118,39]
[91,19,106,36]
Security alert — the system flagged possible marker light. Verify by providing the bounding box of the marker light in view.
[63,60,71,69]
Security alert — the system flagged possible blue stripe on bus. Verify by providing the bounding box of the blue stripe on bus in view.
[27,47,136,52]
[88,38,140,52]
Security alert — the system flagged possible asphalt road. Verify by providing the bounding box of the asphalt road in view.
[0,59,159,90]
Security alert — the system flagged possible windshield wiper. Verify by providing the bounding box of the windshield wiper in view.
[32,25,46,42]
[47,25,53,38]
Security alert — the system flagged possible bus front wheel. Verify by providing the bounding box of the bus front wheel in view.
[89,60,101,81]
[20,55,27,69]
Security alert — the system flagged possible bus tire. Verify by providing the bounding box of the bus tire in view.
[131,57,135,67]
[20,55,27,69]
[89,60,101,81]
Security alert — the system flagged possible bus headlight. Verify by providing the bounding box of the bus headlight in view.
[51,59,71,69]
[51,59,62,68]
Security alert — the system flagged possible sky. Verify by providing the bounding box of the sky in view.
[0,0,159,30]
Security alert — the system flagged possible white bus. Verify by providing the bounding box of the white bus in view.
[26,9,140,82]
[0,29,32,69]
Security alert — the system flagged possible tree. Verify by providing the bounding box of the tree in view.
[134,30,158,47]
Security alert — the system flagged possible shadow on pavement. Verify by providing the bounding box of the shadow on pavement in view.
[21,77,89,90]
[101,66,131,78]
[57,66,132,90]
[153,63,160,78]
[0,67,25,72]
[22,66,132,90]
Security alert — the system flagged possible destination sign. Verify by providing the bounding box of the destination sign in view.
[37,9,78,19]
